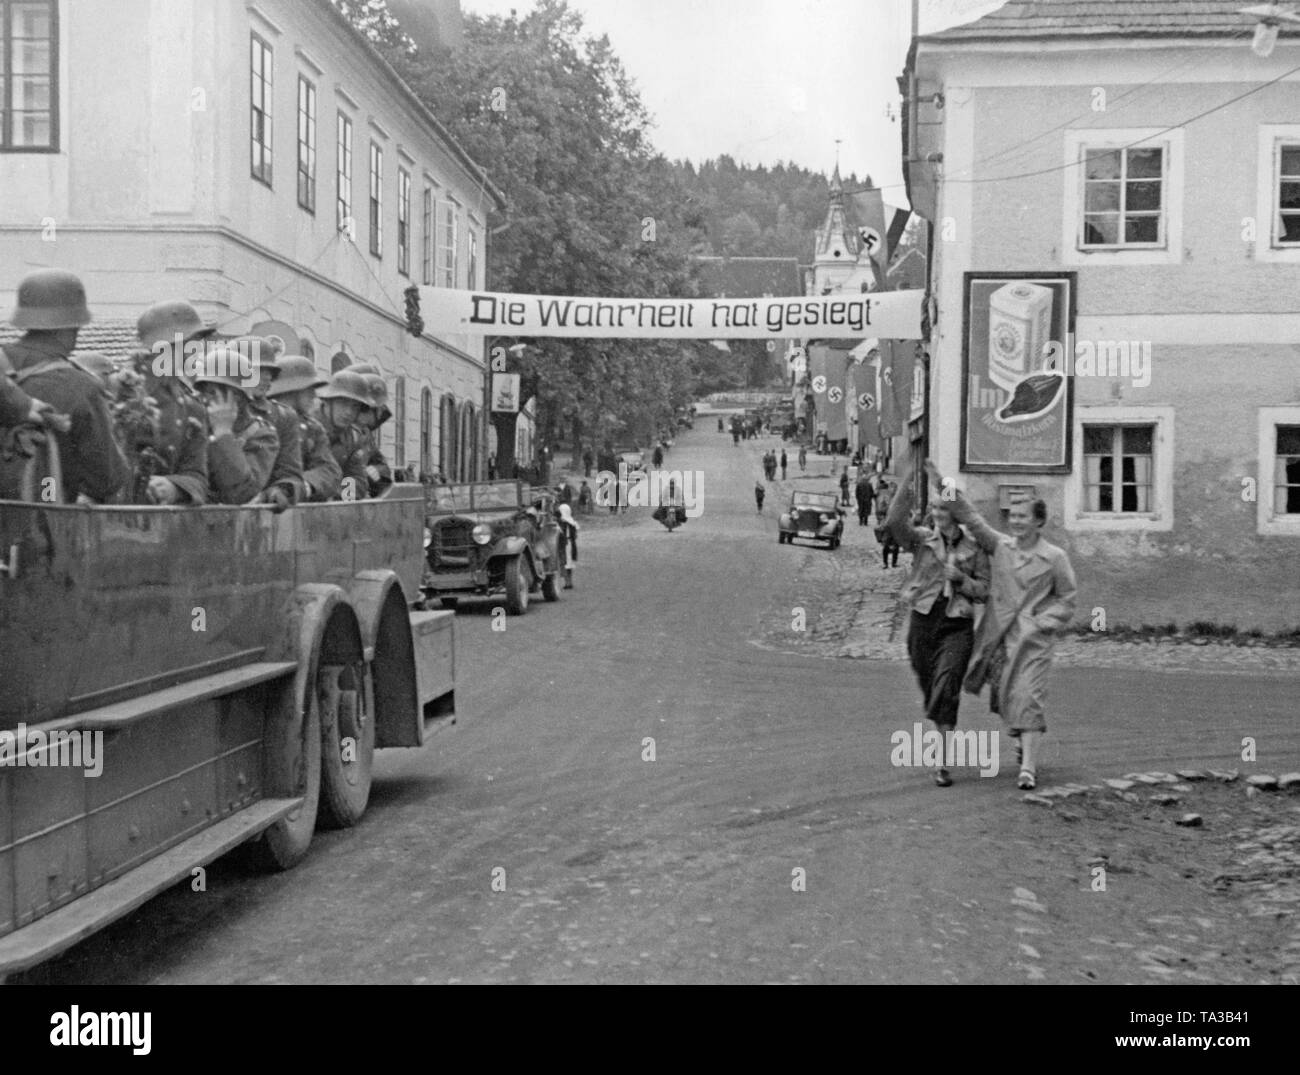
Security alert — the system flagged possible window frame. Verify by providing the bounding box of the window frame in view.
[250,32,274,187]
[438,200,458,288]
[1062,129,1183,266]
[393,375,407,468]
[467,228,478,289]
[368,140,383,258]
[397,167,411,277]
[296,74,316,214]
[336,111,353,234]
[422,186,434,285]
[1254,125,1300,263]
[1064,405,1174,532]
[420,385,433,476]
[0,0,59,153]
[1257,406,1300,535]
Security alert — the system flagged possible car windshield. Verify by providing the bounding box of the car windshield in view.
[792,493,838,510]
[427,482,522,512]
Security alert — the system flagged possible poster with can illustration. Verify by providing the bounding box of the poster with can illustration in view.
[960,272,1074,472]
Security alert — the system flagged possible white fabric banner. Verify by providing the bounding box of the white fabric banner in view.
[418,287,923,340]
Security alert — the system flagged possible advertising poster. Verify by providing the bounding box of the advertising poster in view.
[960,272,1075,472]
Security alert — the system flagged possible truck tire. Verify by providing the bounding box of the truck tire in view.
[316,606,376,829]
[252,667,323,871]
[504,556,530,615]
[542,571,560,601]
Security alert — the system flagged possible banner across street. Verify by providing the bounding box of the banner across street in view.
[417,287,924,340]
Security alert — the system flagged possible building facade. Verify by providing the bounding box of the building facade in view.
[0,0,505,481]
[904,0,1300,630]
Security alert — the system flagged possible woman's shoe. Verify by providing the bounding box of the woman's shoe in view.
[933,768,952,787]
[1017,769,1036,790]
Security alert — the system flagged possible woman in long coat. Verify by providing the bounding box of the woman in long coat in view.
[925,462,1077,790]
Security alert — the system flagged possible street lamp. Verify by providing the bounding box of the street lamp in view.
[1240,4,1300,57]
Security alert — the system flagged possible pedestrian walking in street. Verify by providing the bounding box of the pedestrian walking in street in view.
[886,458,991,787]
[855,472,874,526]
[925,461,1078,791]
[578,479,592,515]
[780,449,788,480]
[732,429,740,447]
[798,444,807,472]
[582,447,593,477]
[754,480,765,512]
[652,444,664,467]
[875,478,893,524]
[556,502,579,589]
[839,469,850,506]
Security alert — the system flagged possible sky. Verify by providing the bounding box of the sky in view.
[457,0,1008,206]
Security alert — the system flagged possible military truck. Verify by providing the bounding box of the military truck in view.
[0,482,455,979]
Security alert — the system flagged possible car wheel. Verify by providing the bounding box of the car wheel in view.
[504,556,530,615]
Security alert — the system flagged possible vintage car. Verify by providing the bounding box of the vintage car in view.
[615,447,645,474]
[422,480,562,614]
[778,490,845,548]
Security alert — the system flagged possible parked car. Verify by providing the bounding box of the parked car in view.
[616,448,645,473]
[778,490,845,548]
[422,481,562,614]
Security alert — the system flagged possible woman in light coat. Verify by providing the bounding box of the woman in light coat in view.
[925,461,1078,790]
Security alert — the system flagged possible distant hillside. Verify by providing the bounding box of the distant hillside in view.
[672,157,870,264]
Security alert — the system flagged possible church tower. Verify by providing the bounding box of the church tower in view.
[812,166,861,295]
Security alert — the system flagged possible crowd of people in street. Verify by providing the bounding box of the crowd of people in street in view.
[0,270,413,509]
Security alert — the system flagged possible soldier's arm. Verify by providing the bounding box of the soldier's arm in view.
[302,427,342,502]
[166,412,210,505]
[71,389,131,502]
[209,425,279,505]
[266,410,303,503]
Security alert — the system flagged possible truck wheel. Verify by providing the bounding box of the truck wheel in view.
[251,673,323,871]
[504,556,530,615]
[318,655,376,829]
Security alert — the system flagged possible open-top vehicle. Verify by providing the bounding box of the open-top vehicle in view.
[778,490,845,548]
[422,480,562,615]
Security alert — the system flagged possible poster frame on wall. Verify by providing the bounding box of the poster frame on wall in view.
[959,270,1076,474]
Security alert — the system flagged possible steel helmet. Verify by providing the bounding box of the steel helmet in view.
[318,369,373,406]
[10,269,92,329]
[137,301,213,348]
[267,355,328,397]
[225,336,282,381]
[361,373,393,424]
[191,347,255,396]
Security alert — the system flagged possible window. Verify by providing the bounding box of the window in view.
[336,112,353,233]
[440,394,457,478]
[250,34,273,186]
[296,76,316,213]
[369,142,383,257]
[1083,425,1153,513]
[1275,143,1300,246]
[1259,408,1300,534]
[467,229,478,289]
[393,375,407,468]
[438,202,458,288]
[1081,146,1163,247]
[420,386,433,476]
[397,168,411,277]
[422,187,434,285]
[1065,406,1173,532]
[331,351,351,374]
[1,0,57,151]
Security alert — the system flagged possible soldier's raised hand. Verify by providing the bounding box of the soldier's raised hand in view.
[205,386,238,437]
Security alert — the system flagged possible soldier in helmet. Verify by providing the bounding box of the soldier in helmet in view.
[117,301,213,505]
[346,365,393,498]
[0,269,129,503]
[229,337,302,512]
[267,355,341,502]
[317,370,372,499]
[192,347,279,505]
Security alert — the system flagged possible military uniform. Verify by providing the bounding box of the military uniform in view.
[121,378,210,505]
[0,337,129,503]
[0,348,37,426]
[207,408,279,505]
[249,396,303,504]
[362,430,393,498]
[328,423,371,500]
[299,410,342,502]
